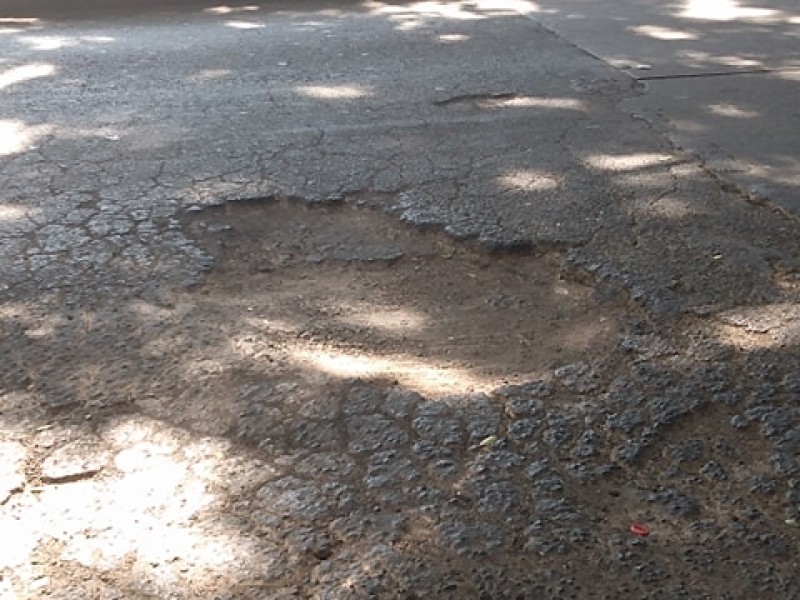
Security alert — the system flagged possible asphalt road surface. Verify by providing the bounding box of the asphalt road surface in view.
[2,1,800,598]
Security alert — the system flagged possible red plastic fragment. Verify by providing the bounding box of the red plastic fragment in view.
[629,523,650,537]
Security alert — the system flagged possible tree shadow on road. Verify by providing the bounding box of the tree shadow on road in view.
[2,1,800,597]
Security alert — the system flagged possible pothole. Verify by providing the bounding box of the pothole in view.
[180,197,633,397]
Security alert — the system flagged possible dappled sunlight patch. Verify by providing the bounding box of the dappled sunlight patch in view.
[338,306,429,333]
[0,302,31,321]
[0,17,40,24]
[1,416,275,589]
[497,168,559,192]
[671,118,709,133]
[630,24,697,41]
[471,0,540,13]
[296,84,371,100]
[716,303,800,333]
[0,63,55,90]
[679,0,779,21]
[642,196,698,220]
[679,50,764,69]
[712,303,800,349]
[707,103,759,118]
[225,20,265,29]
[22,314,69,339]
[775,69,800,81]
[204,5,260,15]
[500,96,583,109]
[50,124,127,143]
[366,0,540,24]
[16,35,114,51]
[0,119,52,157]
[0,514,38,570]
[288,344,489,395]
[435,93,585,110]
[244,315,300,334]
[364,0,540,30]
[713,322,787,350]
[128,298,186,321]
[438,33,470,43]
[0,18,41,34]
[0,203,38,223]
[585,152,673,172]
[188,68,233,82]
[370,1,483,20]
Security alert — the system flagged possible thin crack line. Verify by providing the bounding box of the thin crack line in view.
[635,68,774,81]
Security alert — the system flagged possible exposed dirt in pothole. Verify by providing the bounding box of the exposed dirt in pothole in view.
[179,197,632,397]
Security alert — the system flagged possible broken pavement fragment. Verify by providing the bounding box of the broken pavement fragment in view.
[40,438,111,483]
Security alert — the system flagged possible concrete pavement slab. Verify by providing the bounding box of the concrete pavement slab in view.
[532,0,800,214]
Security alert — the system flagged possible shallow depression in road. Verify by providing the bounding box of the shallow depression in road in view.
[180,197,631,397]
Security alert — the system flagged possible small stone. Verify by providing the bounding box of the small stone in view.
[344,385,384,415]
[664,439,704,463]
[416,400,449,417]
[524,532,567,556]
[619,334,673,358]
[485,450,524,469]
[504,397,544,419]
[749,475,776,494]
[430,459,458,477]
[412,440,452,461]
[437,521,505,556]
[700,461,727,481]
[384,388,420,419]
[542,427,572,448]
[605,410,644,433]
[554,363,598,393]
[412,415,461,446]
[294,453,356,480]
[771,452,798,478]
[347,414,407,454]
[526,459,550,479]
[612,440,645,465]
[41,438,110,483]
[566,462,593,481]
[731,415,749,429]
[497,380,552,399]
[256,477,351,520]
[364,451,419,489]
[781,372,800,393]
[715,391,742,407]
[476,481,515,513]
[532,476,564,493]
[570,429,601,458]
[776,428,800,453]
[535,497,578,520]
[647,488,697,517]
[289,419,339,451]
[649,397,687,428]
[312,545,333,560]
[464,402,503,442]
[761,409,791,438]
[508,418,539,443]
[744,404,774,421]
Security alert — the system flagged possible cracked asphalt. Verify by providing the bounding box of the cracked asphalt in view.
[2,1,800,598]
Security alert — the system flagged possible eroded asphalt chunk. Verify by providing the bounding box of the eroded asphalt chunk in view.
[1,4,800,598]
